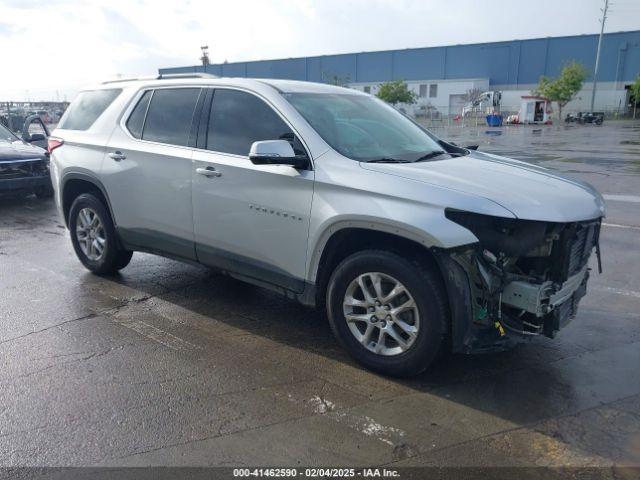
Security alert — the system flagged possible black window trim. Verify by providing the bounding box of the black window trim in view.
[124,89,154,140]
[196,86,313,170]
[196,89,213,150]
[119,84,314,170]
[121,85,203,149]
[141,89,154,138]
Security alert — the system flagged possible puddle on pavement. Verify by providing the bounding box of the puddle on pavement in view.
[426,121,640,175]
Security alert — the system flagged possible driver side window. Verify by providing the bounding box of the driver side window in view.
[206,89,306,157]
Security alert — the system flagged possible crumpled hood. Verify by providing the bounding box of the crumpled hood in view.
[360,150,605,222]
[0,139,46,163]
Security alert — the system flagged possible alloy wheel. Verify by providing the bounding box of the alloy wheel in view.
[75,207,106,261]
[342,272,420,356]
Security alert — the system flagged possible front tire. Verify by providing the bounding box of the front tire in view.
[69,193,132,274]
[326,250,448,377]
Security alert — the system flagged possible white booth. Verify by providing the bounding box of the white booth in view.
[517,96,553,124]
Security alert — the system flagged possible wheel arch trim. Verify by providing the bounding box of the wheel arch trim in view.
[60,171,115,228]
[306,218,443,283]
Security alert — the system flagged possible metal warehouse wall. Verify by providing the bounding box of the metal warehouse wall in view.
[160,31,640,86]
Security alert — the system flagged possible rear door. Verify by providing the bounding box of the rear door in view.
[102,87,203,260]
[191,88,314,291]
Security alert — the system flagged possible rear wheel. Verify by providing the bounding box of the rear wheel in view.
[326,250,448,377]
[69,193,132,274]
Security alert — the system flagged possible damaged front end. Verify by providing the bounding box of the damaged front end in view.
[0,157,52,193]
[435,210,602,354]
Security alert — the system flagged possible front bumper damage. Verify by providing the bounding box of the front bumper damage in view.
[434,218,602,354]
[0,157,51,192]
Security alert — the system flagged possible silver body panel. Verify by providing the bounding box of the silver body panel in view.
[360,151,605,222]
[192,149,314,285]
[102,123,196,258]
[50,77,606,289]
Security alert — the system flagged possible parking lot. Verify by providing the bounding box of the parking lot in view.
[1,121,639,471]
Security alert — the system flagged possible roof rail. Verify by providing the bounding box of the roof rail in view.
[157,72,219,79]
[101,75,157,84]
[102,72,218,84]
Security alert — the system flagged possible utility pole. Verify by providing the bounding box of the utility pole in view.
[200,45,210,67]
[590,0,609,113]
[5,102,13,131]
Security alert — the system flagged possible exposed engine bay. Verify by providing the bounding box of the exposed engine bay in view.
[437,210,602,352]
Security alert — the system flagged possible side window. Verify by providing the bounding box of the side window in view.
[207,89,303,157]
[126,90,152,139]
[58,89,122,130]
[142,88,200,146]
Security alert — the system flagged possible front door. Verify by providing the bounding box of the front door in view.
[22,115,49,149]
[102,87,202,260]
[192,88,314,292]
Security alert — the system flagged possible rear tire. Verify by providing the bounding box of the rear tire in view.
[326,250,448,377]
[69,193,132,274]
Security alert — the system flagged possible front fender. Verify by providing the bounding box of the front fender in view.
[306,152,516,283]
[305,212,479,283]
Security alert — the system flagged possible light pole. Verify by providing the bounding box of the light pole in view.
[590,0,609,113]
[200,45,210,67]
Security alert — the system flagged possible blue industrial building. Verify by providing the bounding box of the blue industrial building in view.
[161,30,640,115]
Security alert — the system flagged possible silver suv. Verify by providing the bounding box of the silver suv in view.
[50,74,605,376]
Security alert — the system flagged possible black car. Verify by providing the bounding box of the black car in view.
[0,121,53,198]
[565,112,604,125]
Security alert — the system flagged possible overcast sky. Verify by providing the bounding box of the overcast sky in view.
[1,0,638,101]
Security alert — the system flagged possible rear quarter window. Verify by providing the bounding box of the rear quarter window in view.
[126,90,152,139]
[58,89,122,130]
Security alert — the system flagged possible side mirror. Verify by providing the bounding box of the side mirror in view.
[249,140,307,169]
[465,145,479,150]
[28,133,46,143]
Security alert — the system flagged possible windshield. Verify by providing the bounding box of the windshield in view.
[284,92,444,162]
[0,123,19,142]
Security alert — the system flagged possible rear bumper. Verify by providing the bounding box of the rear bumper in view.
[0,175,51,191]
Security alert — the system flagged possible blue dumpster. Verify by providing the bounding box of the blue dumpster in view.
[486,114,503,127]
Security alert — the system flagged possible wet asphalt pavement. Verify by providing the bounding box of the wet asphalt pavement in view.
[0,120,639,472]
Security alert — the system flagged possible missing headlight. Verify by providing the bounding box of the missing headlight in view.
[445,209,551,257]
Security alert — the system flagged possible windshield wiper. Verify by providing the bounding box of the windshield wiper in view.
[414,150,448,162]
[366,158,412,163]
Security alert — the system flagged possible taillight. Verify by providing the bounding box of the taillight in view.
[48,137,64,153]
